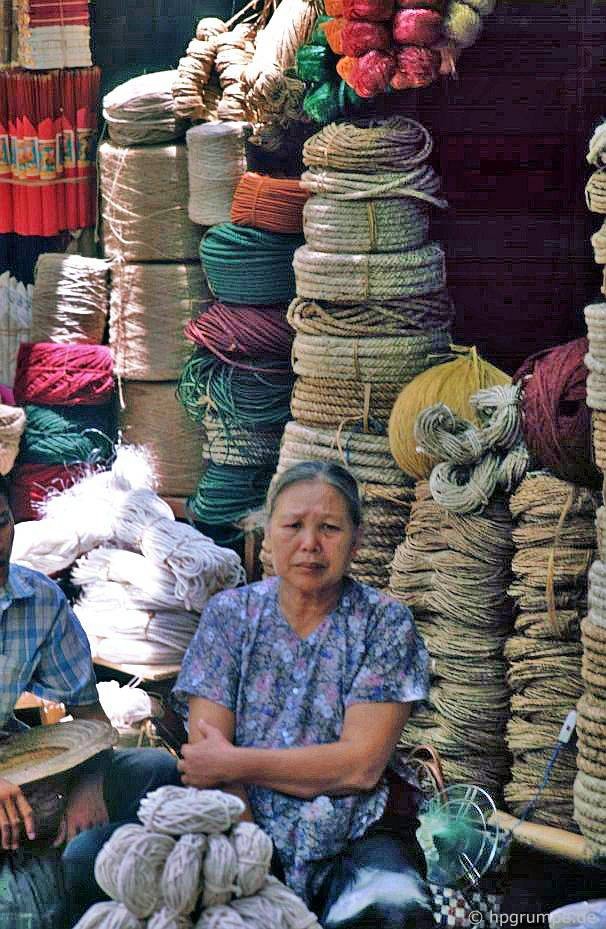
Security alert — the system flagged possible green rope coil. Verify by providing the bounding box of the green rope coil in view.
[177,350,294,432]
[188,462,275,536]
[200,224,305,306]
[20,404,116,465]
[303,79,364,126]
[296,44,334,83]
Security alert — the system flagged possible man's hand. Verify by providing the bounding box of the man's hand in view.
[0,777,35,850]
[53,772,108,847]
[178,718,239,788]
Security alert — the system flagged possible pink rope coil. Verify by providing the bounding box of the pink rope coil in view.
[13,343,114,407]
[184,303,294,372]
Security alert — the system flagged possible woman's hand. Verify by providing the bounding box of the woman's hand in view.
[0,777,35,850]
[178,718,239,788]
[53,772,109,847]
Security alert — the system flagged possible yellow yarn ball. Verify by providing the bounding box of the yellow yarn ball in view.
[443,1,483,47]
[388,348,510,480]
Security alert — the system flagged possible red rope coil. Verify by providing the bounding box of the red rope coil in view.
[231,173,309,235]
[13,344,114,407]
[9,462,84,522]
[184,302,294,372]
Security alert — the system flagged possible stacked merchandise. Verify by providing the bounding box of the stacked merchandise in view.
[389,479,514,800]
[264,117,453,587]
[12,0,92,68]
[506,473,597,832]
[10,342,115,521]
[29,253,110,345]
[0,272,32,387]
[100,76,208,501]
[587,122,606,294]
[178,122,305,545]
[0,0,10,64]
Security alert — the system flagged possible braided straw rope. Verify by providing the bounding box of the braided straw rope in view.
[103,71,186,145]
[302,196,431,254]
[31,254,110,345]
[593,412,606,470]
[172,18,226,120]
[287,294,455,337]
[291,377,400,429]
[186,122,250,227]
[0,404,26,475]
[119,381,205,497]
[291,329,450,383]
[214,25,255,122]
[110,264,211,381]
[300,164,446,205]
[586,169,606,214]
[591,220,606,264]
[293,242,446,303]
[303,117,433,173]
[100,143,202,262]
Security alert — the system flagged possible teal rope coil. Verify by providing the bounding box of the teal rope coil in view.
[200,223,305,305]
[188,462,275,535]
[20,404,116,465]
[177,350,294,432]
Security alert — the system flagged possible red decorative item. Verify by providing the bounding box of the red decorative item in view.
[342,0,395,23]
[13,343,114,407]
[341,20,392,57]
[351,49,397,96]
[392,9,443,45]
[390,45,441,88]
[322,17,346,55]
[325,0,345,14]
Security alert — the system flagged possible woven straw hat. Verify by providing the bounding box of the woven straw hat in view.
[0,720,116,785]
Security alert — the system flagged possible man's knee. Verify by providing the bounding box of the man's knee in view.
[323,867,434,929]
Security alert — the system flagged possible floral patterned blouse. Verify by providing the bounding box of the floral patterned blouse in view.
[173,576,429,901]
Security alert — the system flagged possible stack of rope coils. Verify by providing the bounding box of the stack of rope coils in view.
[10,343,116,521]
[584,306,606,474]
[389,480,514,800]
[587,123,606,296]
[506,473,598,832]
[179,143,307,548]
[100,77,209,500]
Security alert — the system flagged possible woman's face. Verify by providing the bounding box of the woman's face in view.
[267,479,361,595]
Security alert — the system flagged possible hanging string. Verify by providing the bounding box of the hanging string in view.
[231,172,309,234]
[184,303,293,371]
[14,343,114,406]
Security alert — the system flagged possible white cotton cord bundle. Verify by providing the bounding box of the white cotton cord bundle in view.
[300,164,446,205]
[161,835,207,915]
[186,123,250,226]
[195,907,246,929]
[231,896,287,926]
[259,876,323,929]
[75,601,199,656]
[117,832,176,917]
[148,911,193,929]
[93,637,185,665]
[30,253,110,345]
[110,264,211,381]
[586,169,606,215]
[0,403,26,474]
[119,381,205,497]
[73,901,145,929]
[303,196,431,254]
[103,71,186,146]
[139,787,246,836]
[73,548,182,609]
[588,121,606,168]
[202,834,239,907]
[99,142,202,262]
[95,824,149,901]
[230,822,273,898]
[293,243,446,303]
[303,118,433,173]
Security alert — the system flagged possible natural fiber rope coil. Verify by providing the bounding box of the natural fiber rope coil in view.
[287,294,455,335]
[0,404,26,474]
[586,169,606,214]
[103,71,186,146]
[290,377,401,429]
[99,142,202,262]
[14,343,114,407]
[303,117,433,172]
[232,172,309,234]
[119,381,204,497]
[204,416,281,467]
[591,220,606,264]
[73,901,144,928]
[300,164,446,205]
[110,264,210,381]
[186,122,250,227]
[31,254,110,345]
[302,195,431,254]
[293,242,446,303]
[172,18,226,121]
[587,120,606,168]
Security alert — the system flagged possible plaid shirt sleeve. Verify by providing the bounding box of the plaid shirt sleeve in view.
[29,592,99,707]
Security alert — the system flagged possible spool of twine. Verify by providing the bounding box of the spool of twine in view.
[99,142,202,262]
[231,172,309,235]
[303,117,433,172]
[293,242,446,303]
[103,71,186,146]
[110,264,210,380]
[31,254,110,345]
[0,404,26,475]
[14,343,114,407]
[186,122,250,226]
[291,376,401,428]
[119,381,205,497]
[591,220,606,264]
[287,293,455,335]
[303,196,431,254]
[586,169,606,214]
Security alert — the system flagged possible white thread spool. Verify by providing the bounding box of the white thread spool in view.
[186,122,250,226]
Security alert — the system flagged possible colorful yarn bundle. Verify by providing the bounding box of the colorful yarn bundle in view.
[389,480,514,799]
[513,337,600,490]
[231,173,309,234]
[186,122,250,226]
[30,254,110,346]
[184,303,293,370]
[19,404,115,466]
[13,343,114,407]
[507,474,597,832]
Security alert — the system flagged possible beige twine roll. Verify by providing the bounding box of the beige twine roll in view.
[303,118,433,173]
[202,834,238,907]
[147,910,192,929]
[230,822,272,898]
[119,381,205,497]
[161,834,207,915]
[0,403,26,474]
[293,243,446,303]
[172,18,227,120]
[73,901,144,929]
[30,253,110,345]
[110,263,210,380]
[287,294,455,338]
[291,377,400,429]
[103,71,186,146]
[586,169,606,214]
[592,412,606,470]
[214,25,256,122]
[186,122,250,226]
[100,142,202,262]
[302,196,431,254]
[591,220,606,264]
[300,164,445,204]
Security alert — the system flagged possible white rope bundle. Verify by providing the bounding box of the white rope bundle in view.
[586,168,606,215]
[162,835,207,915]
[103,71,186,145]
[75,600,199,656]
[0,271,32,386]
[119,832,177,917]
[186,122,250,226]
[73,548,182,609]
[303,195,431,254]
[231,823,273,898]
[139,787,245,835]
[100,142,201,262]
[202,834,239,907]
[293,242,446,303]
[30,253,110,345]
[300,164,445,204]
[0,403,25,474]
[110,263,210,381]
[148,911,193,929]
[259,876,322,929]
[231,896,287,926]
[591,220,606,264]
[74,901,144,929]
[195,907,247,928]
[588,121,606,168]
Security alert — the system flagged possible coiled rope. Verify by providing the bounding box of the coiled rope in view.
[214,25,256,122]
[300,163,446,204]
[287,294,455,335]
[103,71,186,146]
[293,242,446,302]
[20,404,115,465]
[0,403,26,474]
[184,303,293,371]
[204,415,282,467]
[172,17,227,121]
[302,117,433,172]
[186,122,250,226]
[200,224,304,305]
[189,463,276,532]
[231,172,309,234]
[31,253,110,345]
[303,195,431,253]
[14,343,114,407]
[586,168,606,215]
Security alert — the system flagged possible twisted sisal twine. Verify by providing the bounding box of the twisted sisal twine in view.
[214,25,256,122]
[0,403,26,474]
[587,120,606,168]
[586,169,606,214]
[172,18,226,120]
[287,294,455,337]
[31,253,110,345]
[110,263,210,381]
[103,71,186,146]
[303,117,433,173]
[302,195,432,254]
[591,220,606,264]
[291,377,401,429]
[186,122,250,227]
[99,142,202,262]
[204,415,281,467]
[119,381,205,497]
[300,164,446,204]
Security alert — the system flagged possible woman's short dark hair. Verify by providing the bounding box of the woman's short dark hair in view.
[266,461,362,528]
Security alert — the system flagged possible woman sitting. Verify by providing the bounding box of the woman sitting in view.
[175,460,434,929]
